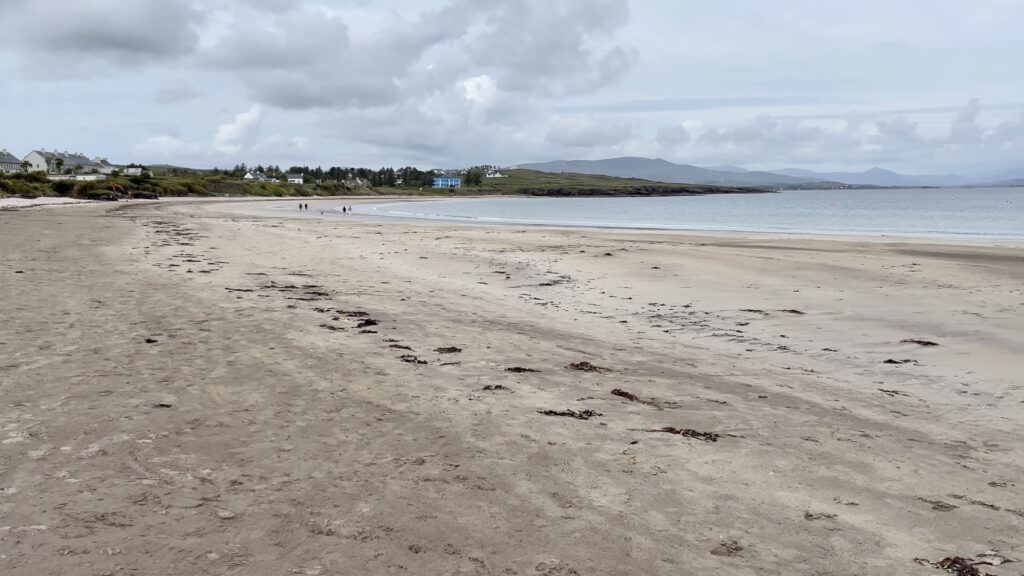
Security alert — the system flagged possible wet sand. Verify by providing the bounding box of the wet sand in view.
[1,199,1022,575]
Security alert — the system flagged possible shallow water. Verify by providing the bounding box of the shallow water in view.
[356,187,1024,238]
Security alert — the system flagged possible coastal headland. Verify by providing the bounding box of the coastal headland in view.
[1,199,1022,575]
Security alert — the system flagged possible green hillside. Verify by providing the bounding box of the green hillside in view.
[379,169,761,196]
[2,168,763,200]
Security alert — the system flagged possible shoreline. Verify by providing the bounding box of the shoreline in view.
[209,196,1024,247]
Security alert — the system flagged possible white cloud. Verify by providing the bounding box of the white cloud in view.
[134,104,267,162]
[213,105,263,154]
[462,75,498,107]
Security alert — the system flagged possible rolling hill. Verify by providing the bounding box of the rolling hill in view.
[518,157,828,187]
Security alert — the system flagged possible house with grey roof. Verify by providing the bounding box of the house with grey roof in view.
[0,149,22,173]
[23,150,118,175]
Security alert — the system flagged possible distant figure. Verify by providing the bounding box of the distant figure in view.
[342,206,347,214]
[348,205,353,214]
[299,202,303,210]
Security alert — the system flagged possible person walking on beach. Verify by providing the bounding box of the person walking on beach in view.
[342,206,347,214]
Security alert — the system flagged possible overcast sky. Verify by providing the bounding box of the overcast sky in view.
[1,0,1022,174]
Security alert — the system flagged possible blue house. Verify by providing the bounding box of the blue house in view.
[432,176,461,189]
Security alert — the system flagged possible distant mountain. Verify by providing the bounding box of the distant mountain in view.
[703,164,749,173]
[973,169,1024,183]
[773,167,973,187]
[518,157,826,187]
[973,178,1024,187]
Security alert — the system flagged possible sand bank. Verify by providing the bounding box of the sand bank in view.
[0,196,94,210]
[1,199,1021,575]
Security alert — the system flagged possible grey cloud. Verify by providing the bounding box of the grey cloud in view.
[7,0,201,61]
[775,103,1024,122]
[467,0,636,96]
[873,116,924,147]
[200,3,454,109]
[155,85,205,105]
[987,112,1024,146]
[949,98,982,143]
[701,115,823,149]
[200,8,397,108]
[667,99,1023,171]
[4,0,1023,174]
[203,10,350,70]
[562,96,823,115]
[546,116,633,148]
[250,74,401,110]
[656,124,691,146]
[200,0,635,111]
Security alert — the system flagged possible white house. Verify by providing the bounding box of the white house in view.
[23,150,110,175]
[285,173,304,184]
[243,171,279,183]
[0,149,22,173]
[50,174,107,182]
[123,167,144,177]
[94,158,118,174]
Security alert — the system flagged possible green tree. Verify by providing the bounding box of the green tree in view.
[464,168,484,186]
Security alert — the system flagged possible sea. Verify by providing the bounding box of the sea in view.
[353,187,1024,239]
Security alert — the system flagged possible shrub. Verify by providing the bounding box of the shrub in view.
[71,181,101,199]
[51,180,75,196]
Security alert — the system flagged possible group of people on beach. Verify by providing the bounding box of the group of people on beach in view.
[298,203,354,214]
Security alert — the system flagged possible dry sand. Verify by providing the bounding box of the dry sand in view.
[0,197,93,210]
[1,198,1022,575]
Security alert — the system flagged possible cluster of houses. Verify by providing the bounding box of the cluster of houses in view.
[429,165,514,188]
[243,170,304,185]
[1,148,522,191]
[0,148,144,180]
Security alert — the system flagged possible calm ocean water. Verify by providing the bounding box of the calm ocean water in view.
[357,187,1024,238]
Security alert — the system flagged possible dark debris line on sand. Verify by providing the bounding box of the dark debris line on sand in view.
[537,409,602,421]
[611,388,661,408]
[506,367,540,373]
[914,550,1016,576]
[566,361,612,373]
[878,388,911,397]
[884,358,920,365]
[632,427,720,443]
[902,338,940,347]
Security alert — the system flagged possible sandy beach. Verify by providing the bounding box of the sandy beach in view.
[2,198,1022,575]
